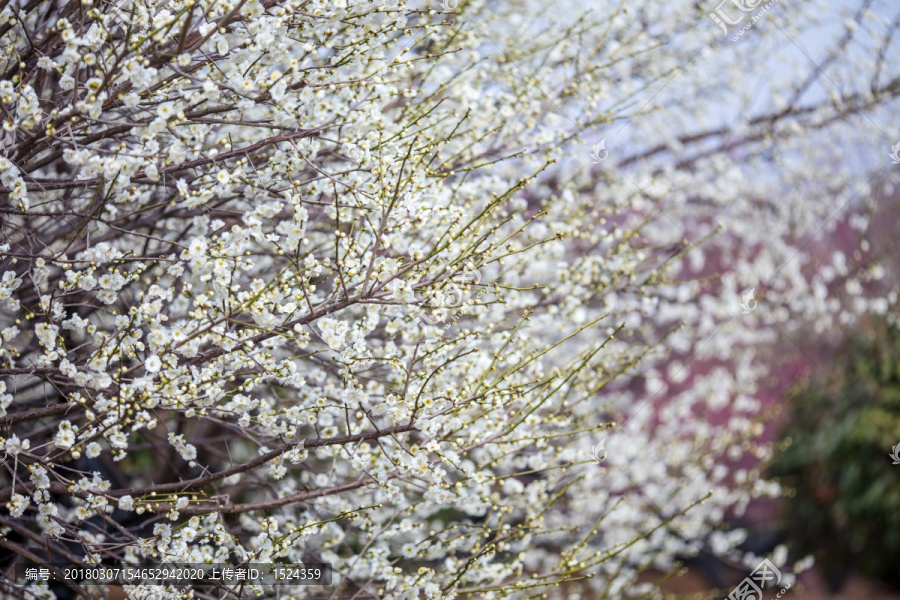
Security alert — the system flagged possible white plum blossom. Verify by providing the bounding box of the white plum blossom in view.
[168,432,198,462]
[6,494,29,518]
[318,317,349,350]
[85,442,102,458]
[4,434,29,456]
[0,0,897,598]
[145,354,162,373]
[53,422,75,449]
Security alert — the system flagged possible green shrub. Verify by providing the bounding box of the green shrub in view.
[770,320,900,588]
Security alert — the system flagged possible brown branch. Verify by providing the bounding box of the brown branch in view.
[18,128,323,191]
[0,422,416,503]
[1,402,74,426]
[181,474,382,515]
[0,538,91,598]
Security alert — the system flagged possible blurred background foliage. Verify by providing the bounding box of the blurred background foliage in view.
[770,318,900,590]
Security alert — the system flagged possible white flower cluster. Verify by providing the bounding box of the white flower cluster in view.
[0,0,897,598]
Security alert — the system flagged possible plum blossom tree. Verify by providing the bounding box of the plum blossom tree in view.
[0,0,898,599]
